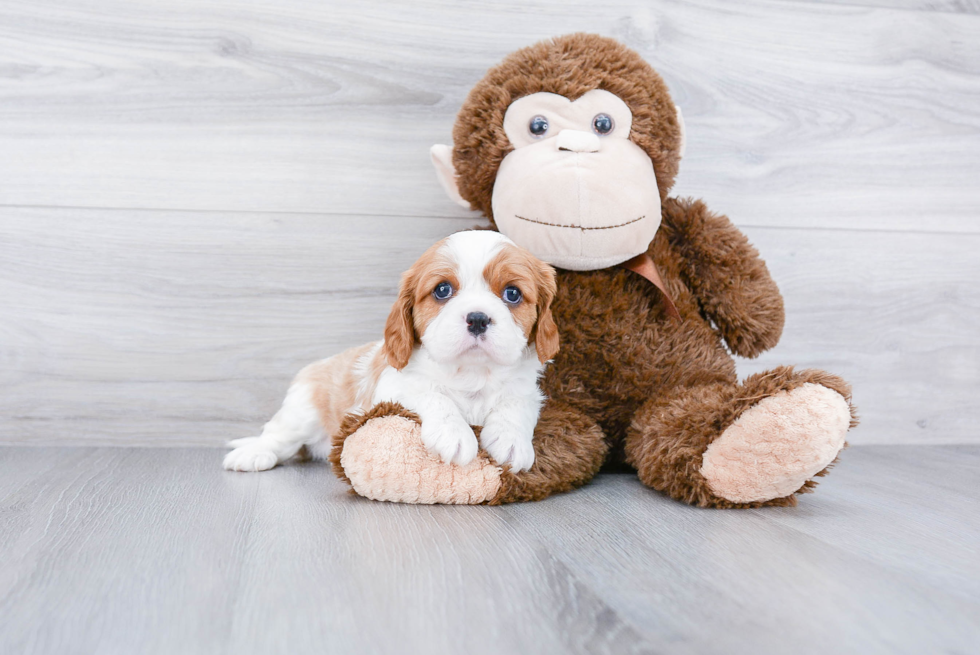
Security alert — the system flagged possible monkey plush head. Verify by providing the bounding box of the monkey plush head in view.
[431,33,686,270]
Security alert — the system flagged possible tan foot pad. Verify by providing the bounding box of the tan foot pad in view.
[700,383,850,504]
[340,416,502,504]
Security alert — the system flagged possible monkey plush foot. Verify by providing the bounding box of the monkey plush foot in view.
[699,383,851,504]
[332,408,502,504]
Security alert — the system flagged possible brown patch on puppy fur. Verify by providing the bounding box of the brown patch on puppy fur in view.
[383,238,459,369]
[453,33,684,223]
[354,344,389,409]
[482,242,559,362]
[383,286,415,370]
[297,342,385,444]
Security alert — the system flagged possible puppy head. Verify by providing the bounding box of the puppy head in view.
[383,231,559,369]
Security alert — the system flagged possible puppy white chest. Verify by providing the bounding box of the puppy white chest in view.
[372,349,543,428]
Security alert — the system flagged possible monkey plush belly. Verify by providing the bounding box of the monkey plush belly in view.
[541,266,736,442]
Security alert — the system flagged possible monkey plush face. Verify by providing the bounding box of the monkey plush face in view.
[430,34,685,271]
[490,89,664,269]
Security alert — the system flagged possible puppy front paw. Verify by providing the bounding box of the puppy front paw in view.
[480,424,535,473]
[223,443,279,472]
[420,419,479,466]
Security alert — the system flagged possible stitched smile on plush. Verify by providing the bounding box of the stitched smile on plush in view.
[484,90,673,270]
[513,214,647,231]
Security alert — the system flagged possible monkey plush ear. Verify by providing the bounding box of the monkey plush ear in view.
[675,105,686,160]
[430,144,472,209]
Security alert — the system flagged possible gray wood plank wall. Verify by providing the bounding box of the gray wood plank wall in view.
[1,0,978,446]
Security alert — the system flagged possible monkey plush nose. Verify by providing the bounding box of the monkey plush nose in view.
[556,129,601,153]
[466,312,491,335]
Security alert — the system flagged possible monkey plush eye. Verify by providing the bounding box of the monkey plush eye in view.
[502,286,523,304]
[592,113,614,135]
[433,281,454,300]
[528,115,549,138]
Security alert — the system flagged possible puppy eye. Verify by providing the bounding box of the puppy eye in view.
[592,113,614,135]
[502,286,523,304]
[528,115,549,138]
[433,281,454,300]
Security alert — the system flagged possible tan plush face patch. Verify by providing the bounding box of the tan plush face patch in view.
[490,90,663,271]
[502,90,634,149]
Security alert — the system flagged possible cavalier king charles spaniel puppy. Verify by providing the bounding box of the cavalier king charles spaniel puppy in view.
[223,230,558,474]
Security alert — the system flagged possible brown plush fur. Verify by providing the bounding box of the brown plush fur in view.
[480,195,846,506]
[492,400,608,504]
[453,33,684,222]
[334,34,858,507]
[626,366,858,508]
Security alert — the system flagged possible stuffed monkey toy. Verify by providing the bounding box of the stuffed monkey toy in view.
[330,33,858,507]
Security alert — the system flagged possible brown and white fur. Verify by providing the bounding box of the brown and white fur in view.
[223,230,559,474]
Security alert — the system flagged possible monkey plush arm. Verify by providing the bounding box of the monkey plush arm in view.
[659,197,785,358]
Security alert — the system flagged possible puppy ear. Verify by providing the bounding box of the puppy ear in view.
[383,271,417,370]
[532,262,560,363]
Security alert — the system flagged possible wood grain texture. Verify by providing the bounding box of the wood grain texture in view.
[503,444,980,654]
[795,0,980,13]
[737,226,980,445]
[0,207,486,445]
[1,208,977,446]
[1,0,978,448]
[0,0,978,232]
[0,444,977,655]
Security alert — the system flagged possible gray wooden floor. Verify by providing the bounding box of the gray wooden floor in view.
[1,444,977,655]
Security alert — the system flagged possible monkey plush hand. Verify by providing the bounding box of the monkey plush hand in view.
[330,34,857,507]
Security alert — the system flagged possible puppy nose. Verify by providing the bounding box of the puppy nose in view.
[466,312,491,335]
[556,129,600,153]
